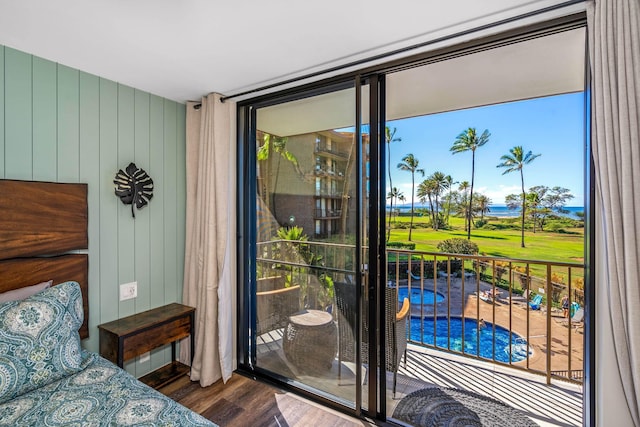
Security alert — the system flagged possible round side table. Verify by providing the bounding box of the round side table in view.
[283,309,337,374]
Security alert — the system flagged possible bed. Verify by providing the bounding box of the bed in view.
[0,179,217,427]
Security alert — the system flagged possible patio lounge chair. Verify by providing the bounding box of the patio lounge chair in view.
[479,289,502,303]
[408,270,422,281]
[334,283,410,398]
[529,294,543,310]
[561,306,584,329]
[256,276,301,336]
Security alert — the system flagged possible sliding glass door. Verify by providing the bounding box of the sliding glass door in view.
[242,80,379,413]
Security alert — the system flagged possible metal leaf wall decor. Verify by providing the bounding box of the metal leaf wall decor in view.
[114,163,154,218]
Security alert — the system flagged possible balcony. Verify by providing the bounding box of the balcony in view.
[314,209,342,219]
[314,190,343,198]
[254,240,584,425]
[315,144,350,159]
[314,168,345,179]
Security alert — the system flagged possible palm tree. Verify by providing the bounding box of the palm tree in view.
[257,133,301,212]
[443,175,456,224]
[474,194,492,222]
[450,128,491,239]
[397,193,406,221]
[386,187,404,241]
[398,153,425,241]
[525,190,542,233]
[457,181,470,231]
[417,179,436,227]
[429,171,448,230]
[385,128,402,240]
[497,146,541,247]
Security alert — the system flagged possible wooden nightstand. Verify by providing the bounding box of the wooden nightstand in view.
[98,303,195,389]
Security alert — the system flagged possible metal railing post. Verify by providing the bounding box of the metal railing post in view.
[546,264,552,385]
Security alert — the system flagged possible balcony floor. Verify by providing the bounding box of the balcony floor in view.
[397,345,582,427]
[257,332,582,426]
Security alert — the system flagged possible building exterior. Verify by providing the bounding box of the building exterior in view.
[258,129,363,239]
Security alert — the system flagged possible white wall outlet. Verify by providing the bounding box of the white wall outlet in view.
[138,352,150,363]
[119,281,137,301]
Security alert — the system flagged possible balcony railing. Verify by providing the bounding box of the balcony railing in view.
[314,168,345,179]
[255,240,585,385]
[314,209,342,218]
[315,190,343,198]
[315,145,349,158]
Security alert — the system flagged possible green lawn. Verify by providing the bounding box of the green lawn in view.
[387,215,584,265]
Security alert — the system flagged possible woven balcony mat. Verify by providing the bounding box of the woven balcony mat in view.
[392,387,538,427]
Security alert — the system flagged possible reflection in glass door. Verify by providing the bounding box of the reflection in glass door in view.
[251,83,370,411]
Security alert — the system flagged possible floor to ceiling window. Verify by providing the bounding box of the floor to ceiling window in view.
[238,18,589,426]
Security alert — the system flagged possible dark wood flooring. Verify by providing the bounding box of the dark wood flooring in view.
[158,373,375,427]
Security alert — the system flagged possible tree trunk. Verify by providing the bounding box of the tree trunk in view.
[387,197,393,242]
[520,169,526,248]
[409,173,415,241]
[340,135,357,240]
[434,194,439,231]
[468,152,475,240]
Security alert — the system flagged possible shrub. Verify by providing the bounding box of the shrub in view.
[437,238,479,255]
[546,222,567,233]
[513,266,532,291]
[474,219,488,228]
[480,222,519,231]
[387,241,416,250]
[494,261,509,283]
[572,277,584,290]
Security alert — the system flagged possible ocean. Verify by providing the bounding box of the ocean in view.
[392,205,584,220]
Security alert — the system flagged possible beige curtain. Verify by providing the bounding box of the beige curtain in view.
[181,93,236,386]
[588,1,640,425]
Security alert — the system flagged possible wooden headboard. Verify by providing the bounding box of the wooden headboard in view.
[0,179,89,339]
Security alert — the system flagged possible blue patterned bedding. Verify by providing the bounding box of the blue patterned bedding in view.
[0,282,217,427]
[0,352,217,427]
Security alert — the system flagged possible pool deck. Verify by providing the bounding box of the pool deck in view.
[396,275,584,376]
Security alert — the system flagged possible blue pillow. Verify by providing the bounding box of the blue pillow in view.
[0,281,84,404]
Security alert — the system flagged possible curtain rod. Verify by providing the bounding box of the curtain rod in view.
[217,0,583,103]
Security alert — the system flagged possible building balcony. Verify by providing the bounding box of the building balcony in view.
[314,209,342,219]
[315,145,350,159]
[314,190,343,198]
[314,168,345,179]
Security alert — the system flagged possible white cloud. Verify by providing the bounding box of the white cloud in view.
[468,185,521,205]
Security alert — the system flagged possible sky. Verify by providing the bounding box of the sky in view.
[384,92,586,207]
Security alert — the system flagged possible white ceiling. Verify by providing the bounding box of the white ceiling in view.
[0,0,583,103]
[257,28,585,137]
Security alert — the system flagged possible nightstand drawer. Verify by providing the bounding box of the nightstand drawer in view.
[122,315,191,360]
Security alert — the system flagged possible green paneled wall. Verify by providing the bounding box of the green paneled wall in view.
[0,46,187,377]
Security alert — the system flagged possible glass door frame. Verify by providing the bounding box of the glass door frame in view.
[236,76,389,419]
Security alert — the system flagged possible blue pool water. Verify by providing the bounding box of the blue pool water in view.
[398,287,445,305]
[409,316,530,363]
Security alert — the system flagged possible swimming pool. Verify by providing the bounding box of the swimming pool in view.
[408,316,530,363]
[398,287,446,305]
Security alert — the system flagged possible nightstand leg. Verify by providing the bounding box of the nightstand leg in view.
[190,313,195,367]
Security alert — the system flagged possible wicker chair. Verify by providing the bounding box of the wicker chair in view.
[334,282,410,397]
[256,276,301,336]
